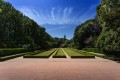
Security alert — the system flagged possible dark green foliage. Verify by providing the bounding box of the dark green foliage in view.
[0,0,52,49]
[70,56,95,58]
[51,37,67,48]
[96,0,120,52]
[73,0,120,60]
[0,52,29,61]
[73,19,101,49]
[0,48,28,57]
[83,48,103,53]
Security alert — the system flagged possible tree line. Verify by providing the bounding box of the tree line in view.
[1,0,120,56]
[73,0,120,55]
[0,0,53,49]
[0,0,71,49]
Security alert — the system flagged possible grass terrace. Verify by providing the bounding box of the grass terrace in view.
[23,48,57,58]
[64,48,95,58]
[53,48,66,58]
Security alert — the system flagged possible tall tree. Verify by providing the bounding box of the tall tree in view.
[0,0,52,49]
[73,19,101,49]
[96,0,120,51]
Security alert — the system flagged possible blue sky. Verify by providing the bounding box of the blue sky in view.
[5,0,100,39]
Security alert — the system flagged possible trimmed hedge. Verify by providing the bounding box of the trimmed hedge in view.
[0,48,29,57]
[53,56,66,58]
[83,48,120,61]
[0,52,30,61]
[24,50,44,56]
[24,56,50,58]
[83,48,103,53]
[103,50,120,56]
[71,56,95,58]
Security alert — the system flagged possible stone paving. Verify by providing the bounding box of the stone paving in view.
[0,56,120,80]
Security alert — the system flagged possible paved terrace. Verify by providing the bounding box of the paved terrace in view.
[0,56,120,80]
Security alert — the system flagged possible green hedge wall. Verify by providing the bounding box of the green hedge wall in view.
[0,48,28,57]
[83,48,103,53]
[0,52,29,61]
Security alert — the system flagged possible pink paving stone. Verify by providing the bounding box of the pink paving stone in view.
[0,57,120,80]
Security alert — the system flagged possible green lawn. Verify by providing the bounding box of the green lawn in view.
[70,49,95,56]
[70,48,104,57]
[23,50,44,56]
[23,48,95,59]
[63,48,95,58]
[53,48,66,58]
[23,48,57,58]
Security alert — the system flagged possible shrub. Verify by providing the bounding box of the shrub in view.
[103,50,120,59]
[0,52,29,61]
[0,48,28,57]
[83,48,103,53]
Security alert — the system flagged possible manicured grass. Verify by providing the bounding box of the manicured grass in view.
[53,48,66,58]
[24,50,44,56]
[70,48,104,57]
[0,49,45,61]
[23,48,57,58]
[63,48,95,58]
[82,50,119,61]
[71,48,120,61]
[70,49,95,56]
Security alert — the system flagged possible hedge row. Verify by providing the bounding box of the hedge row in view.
[24,50,44,56]
[0,48,29,57]
[83,48,120,61]
[71,56,95,58]
[83,48,103,53]
[0,52,30,61]
[103,50,120,57]
[53,56,66,58]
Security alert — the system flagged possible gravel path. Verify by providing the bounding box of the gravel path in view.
[0,57,120,80]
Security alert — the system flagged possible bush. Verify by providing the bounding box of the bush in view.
[0,52,29,61]
[83,48,103,53]
[0,48,28,57]
[103,50,120,57]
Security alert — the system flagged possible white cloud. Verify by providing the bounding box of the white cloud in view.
[19,6,96,26]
